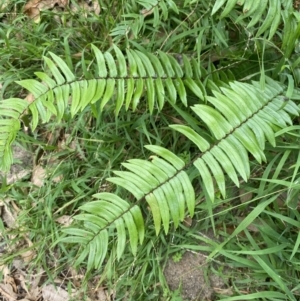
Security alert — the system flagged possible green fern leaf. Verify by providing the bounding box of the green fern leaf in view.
[145,145,185,170]
[49,52,76,82]
[42,76,300,272]
[92,44,107,77]
[1,45,207,155]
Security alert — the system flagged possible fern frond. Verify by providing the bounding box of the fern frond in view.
[61,146,194,270]
[213,0,296,41]
[171,78,299,201]
[19,44,205,118]
[63,78,300,271]
[0,98,28,170]
[61,192,144,270]
[0,45,207,171]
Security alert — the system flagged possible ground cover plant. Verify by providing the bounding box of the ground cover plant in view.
[1,0,300,300]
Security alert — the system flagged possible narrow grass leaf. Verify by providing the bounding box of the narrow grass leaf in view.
[219,291,288,301]
[230,244,288,255]
[253,255,295,299]
[290,231,300,260]
[208,195,278,259]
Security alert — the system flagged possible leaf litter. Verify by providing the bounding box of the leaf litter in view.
[23,0,100,22]
[0,143,112,301]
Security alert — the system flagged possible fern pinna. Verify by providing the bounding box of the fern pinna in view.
[0,45,299,271]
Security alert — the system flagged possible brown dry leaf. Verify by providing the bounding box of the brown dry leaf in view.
[10,200,21,215]
[0,283,18,301]
[96,287,110,301]
[72,52,83,58]
[93,0,100,14]
[18,268,44,300]
[52,174,64,183]
[30,268,44,290]
[0,199,17,228]
[65,266,83,288]
[213,287,233,296]
[21,237,36,263]
[11,259,24,270]
[24,7,40,22]
[55,215,73,227]
[183,216,193,227]
[46,160,64,184]
[5,276,17,294]
[25,93,35,104]
[6,170,31,185]
[57,0,68,6]
[24,0,68,22]
[26,283,41,300]
[42,284,70,301]
[140,7,154,17]
[31,165,46,187]
[13,272,29,294]
[58,134,76,151]
[21,249,36,264]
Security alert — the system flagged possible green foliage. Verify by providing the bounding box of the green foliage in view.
[57,76,300,271]
[2,0,300,299]
[0,44,208,170]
